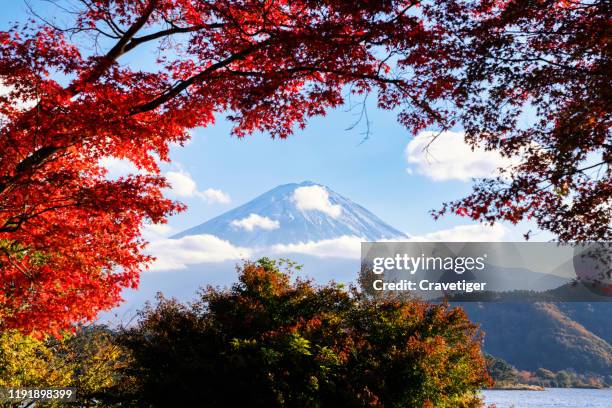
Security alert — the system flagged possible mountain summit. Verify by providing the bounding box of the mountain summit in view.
[173,181,406,246]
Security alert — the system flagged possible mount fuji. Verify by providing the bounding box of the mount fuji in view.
[173,181,406,246]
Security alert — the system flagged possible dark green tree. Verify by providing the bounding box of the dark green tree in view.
[117,259,490,407]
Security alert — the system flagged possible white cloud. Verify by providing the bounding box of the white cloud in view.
[271,235,362,259]
[165,171,230,204]
[141,223,174,242]
[292,185,342,218]
[98,162,230,204]
[270,224,507,259]
[408,223,509,242]
[99,157,144,178]
[144,223,509,269]
[165,171,198,196]
[405,130,516,181]
[199,188,231,204]
[231,214,280,231]
[147,234,251,271]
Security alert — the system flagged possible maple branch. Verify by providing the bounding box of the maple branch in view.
[131,41,270,114]
[217,62,450,129]
[532,160,611,194]
[123,23,225,54]
[69,0,160,91]
[0,145,61,198]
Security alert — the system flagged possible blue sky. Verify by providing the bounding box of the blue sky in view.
[165,105,480,236]
[1,1,547,243]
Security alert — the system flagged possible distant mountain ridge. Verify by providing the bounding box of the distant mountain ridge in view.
[173,181,406,246]
[461,302,612,375]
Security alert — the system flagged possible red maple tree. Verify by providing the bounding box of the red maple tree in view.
[0,0,608,334]
[0,0,457,334]
[433,0,610,242]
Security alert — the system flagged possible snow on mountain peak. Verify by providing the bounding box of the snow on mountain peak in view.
[292,184,342,218]
[173,181,407,246]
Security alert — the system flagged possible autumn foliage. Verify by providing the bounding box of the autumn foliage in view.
[117,259,490,407]
[0,326,131,407]
[0,0,609,333]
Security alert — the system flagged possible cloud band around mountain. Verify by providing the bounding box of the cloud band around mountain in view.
[147,234,251,271]
[146,223,508,271]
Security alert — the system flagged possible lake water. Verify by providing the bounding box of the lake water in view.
[481,388,612,407]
